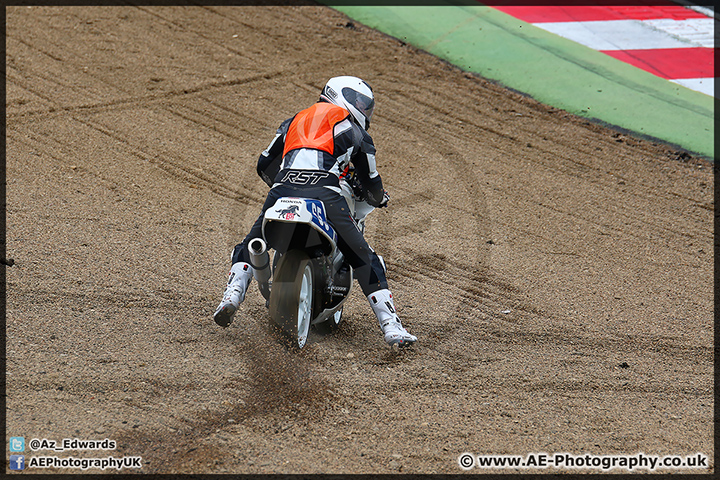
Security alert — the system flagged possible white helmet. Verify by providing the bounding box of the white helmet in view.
[320,76,375,130]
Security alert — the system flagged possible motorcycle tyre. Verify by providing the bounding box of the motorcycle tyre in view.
[268,250,313,350]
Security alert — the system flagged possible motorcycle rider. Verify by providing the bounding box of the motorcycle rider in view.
[213,76,417,347]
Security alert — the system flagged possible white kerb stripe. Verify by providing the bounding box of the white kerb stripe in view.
[670,78,714,97]
[643,18,715,48]
[534,18,712,51]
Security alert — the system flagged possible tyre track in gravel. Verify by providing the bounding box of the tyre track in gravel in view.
[7,62,280,206]
[5,5,713,475]
[7,57,282,206]
[5,69,288,121]
[394,76,711,249]
[366,80,561,380]
[10,117,260,206]
[397,72,711,206]
[367,62,712,393]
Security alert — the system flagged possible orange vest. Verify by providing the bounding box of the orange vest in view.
[283,103,350,158]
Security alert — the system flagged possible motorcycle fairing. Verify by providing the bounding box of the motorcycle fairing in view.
[262,197,338,255]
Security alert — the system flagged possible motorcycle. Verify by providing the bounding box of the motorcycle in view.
[246,176,371,349]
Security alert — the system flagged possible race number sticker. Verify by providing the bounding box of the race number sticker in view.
[305,199,335,241]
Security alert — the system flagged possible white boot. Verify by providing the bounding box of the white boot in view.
[214,262,253,327]
[368,289,417,347]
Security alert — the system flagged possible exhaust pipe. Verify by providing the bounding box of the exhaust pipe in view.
[248,238,271,300]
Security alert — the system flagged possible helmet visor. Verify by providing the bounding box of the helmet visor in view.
[342,87,374,122]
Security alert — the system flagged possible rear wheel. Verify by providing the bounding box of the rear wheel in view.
[268,250,313,349]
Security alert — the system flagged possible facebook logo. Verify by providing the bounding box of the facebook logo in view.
[9,436,25,452]
[9,454,25,470]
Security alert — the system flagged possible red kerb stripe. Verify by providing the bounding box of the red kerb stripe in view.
[489,1,707,23]
[600,47,714,79]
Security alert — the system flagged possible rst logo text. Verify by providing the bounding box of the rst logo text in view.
[281,170,330,185]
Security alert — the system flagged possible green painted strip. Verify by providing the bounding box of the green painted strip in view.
[325,2,714,159]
